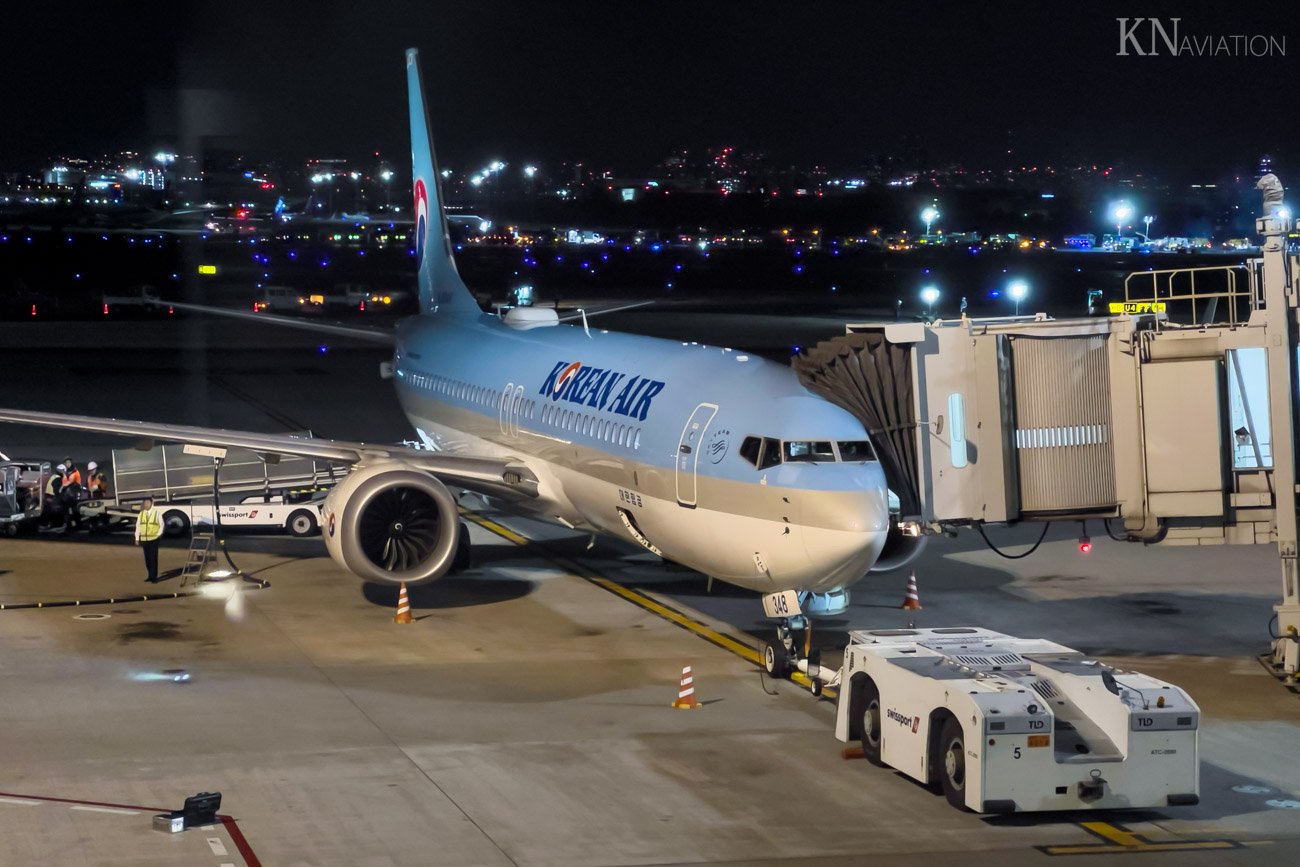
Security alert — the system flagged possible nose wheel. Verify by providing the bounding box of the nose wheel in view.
[762,617,807,681]
[763,636,790,678]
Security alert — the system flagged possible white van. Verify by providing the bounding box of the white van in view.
[254,286,320,314]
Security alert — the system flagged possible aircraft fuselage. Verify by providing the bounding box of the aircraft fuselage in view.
[392,312,890,593]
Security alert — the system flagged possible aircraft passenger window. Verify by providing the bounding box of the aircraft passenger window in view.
[583,416,593,436]
[739,436,762,466]
[633,429,641,449]
[619,425,628,446]
[837,441,876,462]
[784,441,836,462]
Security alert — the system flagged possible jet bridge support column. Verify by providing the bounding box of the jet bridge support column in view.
[1258,200,1300,675]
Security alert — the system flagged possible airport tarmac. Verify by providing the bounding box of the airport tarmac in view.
[0,320,1297,865]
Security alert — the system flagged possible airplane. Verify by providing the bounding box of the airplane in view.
[0,48,925,676]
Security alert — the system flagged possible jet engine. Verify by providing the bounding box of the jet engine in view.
[322,462,461,585]
[868,516,928,572]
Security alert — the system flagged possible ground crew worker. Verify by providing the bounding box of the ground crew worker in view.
[44,464,63,498]
[61,459,82,490]
[135,496,163,583]
[44,464,65,531]
[85,462,108,498]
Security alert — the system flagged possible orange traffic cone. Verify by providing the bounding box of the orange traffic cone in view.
[394,582,414,624]
[671,662,700,709]
[901,571,923,610]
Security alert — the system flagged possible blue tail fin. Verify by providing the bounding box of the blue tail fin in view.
[406,48,482,319]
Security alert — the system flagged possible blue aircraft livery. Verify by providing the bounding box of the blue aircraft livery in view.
[539,361,666,421]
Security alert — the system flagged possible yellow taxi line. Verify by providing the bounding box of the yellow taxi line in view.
[461,509,830,694]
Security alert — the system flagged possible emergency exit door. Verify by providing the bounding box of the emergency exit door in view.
[676,403,717,507]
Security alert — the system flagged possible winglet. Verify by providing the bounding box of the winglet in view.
[406,48,482,319]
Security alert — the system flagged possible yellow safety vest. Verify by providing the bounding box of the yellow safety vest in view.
[136,507,163,542]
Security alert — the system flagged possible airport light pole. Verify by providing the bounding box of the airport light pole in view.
[921,205,939,236]
[920,284,940,318]
[1111,201,1134,248]
[1008,279,1029,316]
[1142,214,1155,242]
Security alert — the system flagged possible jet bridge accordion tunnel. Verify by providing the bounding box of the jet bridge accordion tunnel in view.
[797,315,1273,548]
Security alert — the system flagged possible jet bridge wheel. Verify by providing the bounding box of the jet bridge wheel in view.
[938,716,970,811]
[849,675,886,767]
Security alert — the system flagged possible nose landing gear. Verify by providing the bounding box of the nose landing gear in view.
[760,590,843,696]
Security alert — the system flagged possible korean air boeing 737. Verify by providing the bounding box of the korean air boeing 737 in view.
[0,49,925,676]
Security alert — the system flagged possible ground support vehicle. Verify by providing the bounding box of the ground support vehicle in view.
[77,440,341,536]
[832,627,1200,813]
[152,493,325,538]
[0,460,53,534]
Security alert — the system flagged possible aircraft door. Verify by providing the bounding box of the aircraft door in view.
[498,381,514,436]
[510,385,524,437]
[675,403,718,507]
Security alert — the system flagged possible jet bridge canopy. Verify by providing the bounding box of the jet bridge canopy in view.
[792,331,922,519]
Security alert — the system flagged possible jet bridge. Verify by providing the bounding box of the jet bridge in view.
[796,180,1300,677]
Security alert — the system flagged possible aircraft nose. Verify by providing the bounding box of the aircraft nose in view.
[798,466,891,534]
[800,524,888,591]
[793,465,892,590]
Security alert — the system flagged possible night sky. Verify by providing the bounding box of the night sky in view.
[4,2,1297,180]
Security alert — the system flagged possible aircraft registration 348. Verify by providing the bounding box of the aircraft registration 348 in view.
[0,49,926,668]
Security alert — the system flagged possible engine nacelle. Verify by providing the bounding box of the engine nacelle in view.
[868,518,928,573]
[322,462,461,586]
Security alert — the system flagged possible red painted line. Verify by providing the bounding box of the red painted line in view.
[0,790,169,813]
[0,791,261,866]
[221,814,262,867]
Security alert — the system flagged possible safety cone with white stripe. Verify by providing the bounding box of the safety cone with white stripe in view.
[394,582,414,624]
[901,571,923,610]
[671,661,700,709]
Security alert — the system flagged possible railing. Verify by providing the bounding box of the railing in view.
[1122,265,1253,326]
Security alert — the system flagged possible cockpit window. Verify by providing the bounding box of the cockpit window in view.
[758,437,781,469]
[837,440,876,461]
[739,436,762,466]
[784,441,836,462]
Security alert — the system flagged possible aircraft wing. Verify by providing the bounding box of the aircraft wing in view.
[0,409,538,500]
[555,300,655,323]
[156,300,396,345]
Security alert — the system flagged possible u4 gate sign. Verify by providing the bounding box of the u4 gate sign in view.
[1109,301,1168,314]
